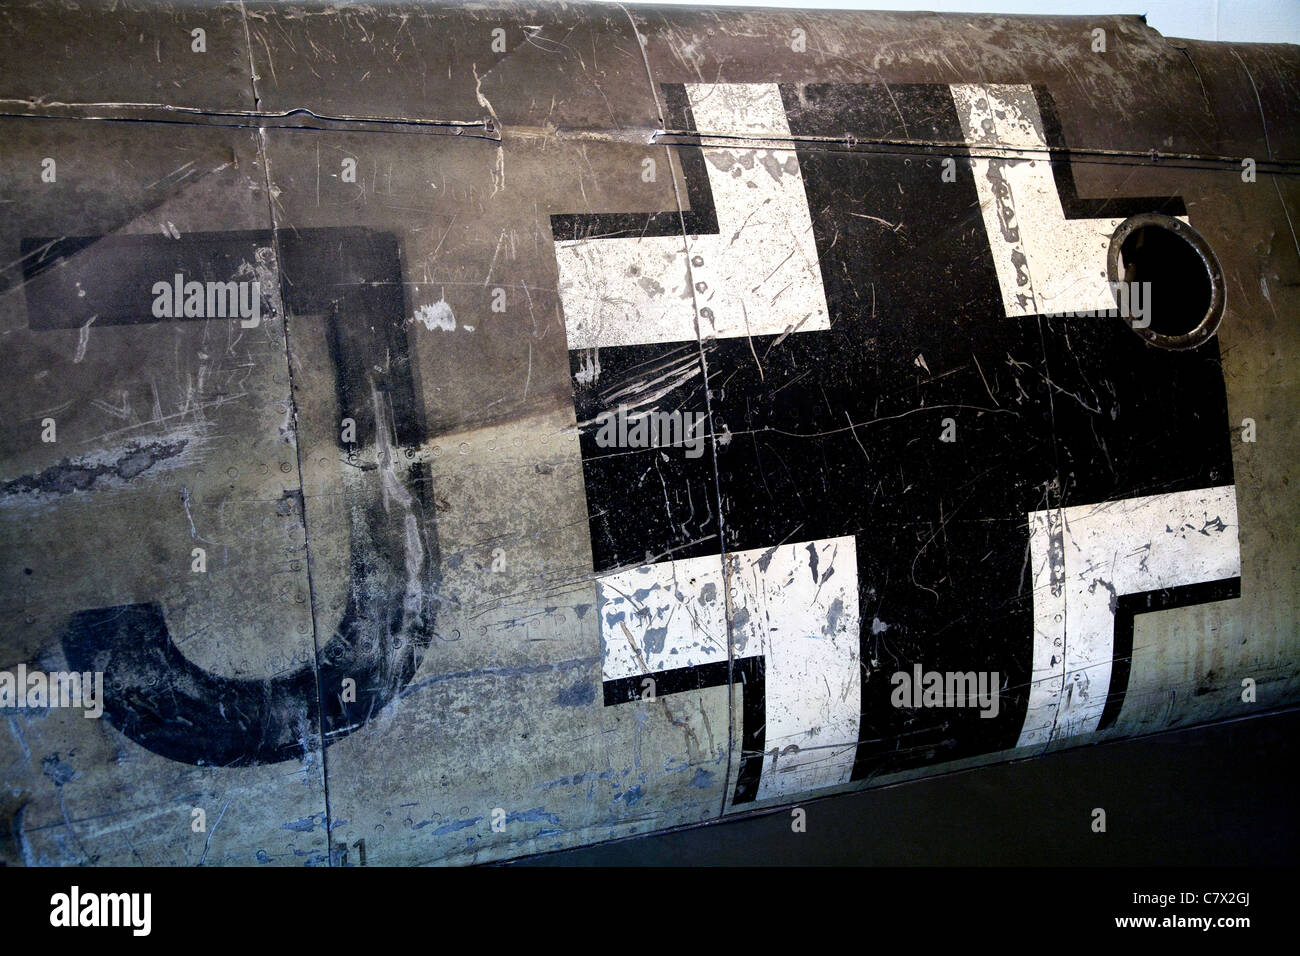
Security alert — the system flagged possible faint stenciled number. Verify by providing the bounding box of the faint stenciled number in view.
[333,838,367,866]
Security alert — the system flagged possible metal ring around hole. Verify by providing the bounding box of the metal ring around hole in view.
[1106,212,1226,351]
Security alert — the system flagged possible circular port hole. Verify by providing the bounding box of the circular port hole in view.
[1107,213,1225,350]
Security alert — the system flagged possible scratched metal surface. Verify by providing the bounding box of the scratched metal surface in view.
[0,1,1296,866]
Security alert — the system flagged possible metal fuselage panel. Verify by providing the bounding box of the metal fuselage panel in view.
[0,1,1295,865]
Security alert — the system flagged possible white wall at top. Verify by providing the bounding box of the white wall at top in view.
[610,0,1300,46]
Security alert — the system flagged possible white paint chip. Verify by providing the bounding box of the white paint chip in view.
[413,300,456,332]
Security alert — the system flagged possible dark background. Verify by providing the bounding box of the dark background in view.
[511,707,1299,865]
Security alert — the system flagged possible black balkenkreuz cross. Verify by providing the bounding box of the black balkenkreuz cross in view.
[554,82,1237,804]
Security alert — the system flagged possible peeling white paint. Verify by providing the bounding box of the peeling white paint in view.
[574,348,601,387]
[413,299,456,332]
[554,84,829,349]
[729,536,860,800]
[951,84,1189,319]
[597,534,860,801]
[1019,486,1241,748]
[598,552,729,679]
